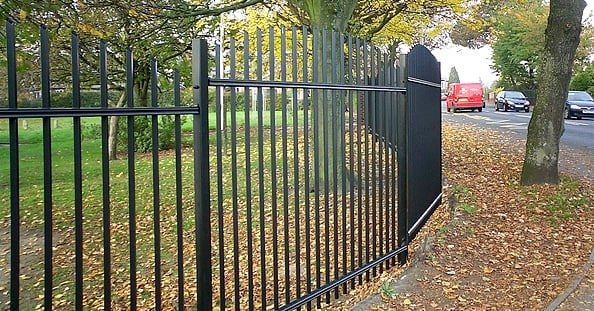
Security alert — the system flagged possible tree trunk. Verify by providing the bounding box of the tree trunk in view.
[291,0,357,191]
[312,28,347,191]
[520,0,586,185]
[108,92,127,160]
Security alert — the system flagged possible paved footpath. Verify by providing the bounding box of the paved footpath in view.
[546,248,594,311]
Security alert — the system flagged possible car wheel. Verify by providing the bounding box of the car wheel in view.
[524,108,529,112]
[564,107,571,119]
[577,116,582,120]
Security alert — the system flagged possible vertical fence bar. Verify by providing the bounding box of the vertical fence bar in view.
[369,45,378,278]
[7,18,20,311]
[150,58,162,310]
[302,25,312,311]
[383,55,390,271]
[173,69,185,311]
[242,32,255,311]
[229,37,241,311]
[312,26,322,309]
[71,31,85,311]
[362,40,370,281]
[339,31,348,295]
[321,29,331,304]
[355,37,363,286]
[397,53,409,265]
[99,40,112,310]
[126,47,138,311]
[290,25,302,303]
[214,43,226,310]
[280,26,291,306]
[390,59,398,266]
[40,24,54,311]
[376,50,384,274]
[330,31,339,299]
[255,28,267,310]
[192,39,213,310]
[347,34,356,291]
[281,27,298,303]
[268,26,280,310]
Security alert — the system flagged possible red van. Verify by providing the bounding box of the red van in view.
[446,83,484,112]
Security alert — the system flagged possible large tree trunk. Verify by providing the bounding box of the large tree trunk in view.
[292,0,357,191]
[520,0,586,185]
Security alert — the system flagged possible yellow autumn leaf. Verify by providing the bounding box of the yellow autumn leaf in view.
[19,9,28,20]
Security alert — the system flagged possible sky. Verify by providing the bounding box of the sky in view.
[432,0,594,87]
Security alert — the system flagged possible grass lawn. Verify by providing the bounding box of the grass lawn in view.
[0,109,387,309]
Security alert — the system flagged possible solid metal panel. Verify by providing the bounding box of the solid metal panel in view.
[397,53,409,265]
[405,45,442,240]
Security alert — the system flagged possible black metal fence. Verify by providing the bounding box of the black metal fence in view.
[1,20,441,310]
[195,27,442,309]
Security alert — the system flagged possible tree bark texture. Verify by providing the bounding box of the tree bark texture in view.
[108,92,127,160]
[521,0,586,185]
[290,0,356,190]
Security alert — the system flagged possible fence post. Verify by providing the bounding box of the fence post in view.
[6,18,21,311]
[192,38,213,309]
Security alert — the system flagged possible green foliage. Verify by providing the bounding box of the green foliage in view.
[0,91,122,108]
[451,184,479,215]
[436,224,451,244]
[450,184,470,200]
[448,67,460,84]
[457,203,479,215]
[491,1,546,89]
[527,176,590,224]
[117,115,181,153]
[570,64,594,91]
[379,281,397,299]
[82,123,103,141]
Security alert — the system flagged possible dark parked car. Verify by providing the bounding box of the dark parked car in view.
[495,90,530,112]
[565,91,594,120]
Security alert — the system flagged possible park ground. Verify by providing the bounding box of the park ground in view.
[338,121,594,310]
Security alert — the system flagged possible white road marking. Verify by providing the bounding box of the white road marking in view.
[565,120,589,126]
[500,123,528,129]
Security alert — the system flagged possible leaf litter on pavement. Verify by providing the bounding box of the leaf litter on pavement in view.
[339,122,594,310]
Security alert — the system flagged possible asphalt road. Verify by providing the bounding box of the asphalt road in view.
[441,102,594,152]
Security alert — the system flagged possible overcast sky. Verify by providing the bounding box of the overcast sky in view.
[433,1,594,87]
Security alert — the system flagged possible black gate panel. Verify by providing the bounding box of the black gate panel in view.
[404,45,442,238]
